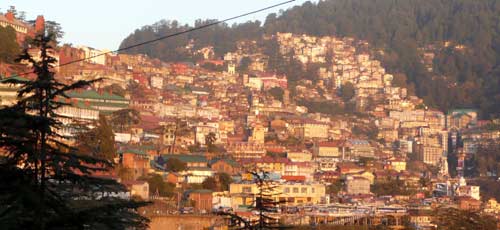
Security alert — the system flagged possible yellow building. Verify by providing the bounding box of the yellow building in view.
[314,141,346,158]
[250,122,265,144]
[229,182,326,208]
[239,157,289,175]
[484,199,500,214]
[292,120,329,139]
[344,171,375,184]
[286,150,312,162]
[389,158,407,172]
[0,76,27,107]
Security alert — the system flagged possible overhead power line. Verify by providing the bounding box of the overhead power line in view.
[16,0,296,76]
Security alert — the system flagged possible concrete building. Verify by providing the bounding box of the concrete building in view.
[314,141,346,158]
[187,190,213,212]
[229,182,326,208]
[287,150,312,162]
[415,144,444,166]
[345,176,371,195]
[0,76,27,107]
[0,10,45,44]
[348,139,374,158]
[78,46,107,65]
[65,89,130,114]
[124,181,149,200]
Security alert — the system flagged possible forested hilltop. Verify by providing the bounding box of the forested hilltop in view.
[119,0,500,119]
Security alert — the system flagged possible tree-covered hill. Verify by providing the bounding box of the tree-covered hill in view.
[119,0,500,118]
[119,19,263,62]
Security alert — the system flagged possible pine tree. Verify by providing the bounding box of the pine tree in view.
[219,169,288,230]
[110,108,140,132]
[250,171,287,230]
[76,115,117,161]
[0,33,149,229]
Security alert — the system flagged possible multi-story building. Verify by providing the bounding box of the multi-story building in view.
[446,109,478,130]
[345,176,371,195]
[229,182,326,208]
[121,148,151,180]
[292,120,329,139]
[77,46,107,65]
[150,75,164,89]
[348,139,374,158]
[0,76,26,107]
[286,150,312,162]
[314,141,347,159]
[65,90,129,114]
[238,157,290,175]
[187,190,213,212]
[0,10,45,44]
[226,142,266,159]
[457,186,480,201]
[415,144,444,166]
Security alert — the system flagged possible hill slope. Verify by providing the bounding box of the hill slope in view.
[119,0,500,118]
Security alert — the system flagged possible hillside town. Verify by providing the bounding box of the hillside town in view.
[1,8,500,230]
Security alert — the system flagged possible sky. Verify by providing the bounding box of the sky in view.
[1,0,312,50]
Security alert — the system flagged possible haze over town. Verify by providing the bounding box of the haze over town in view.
[0,1,499,230]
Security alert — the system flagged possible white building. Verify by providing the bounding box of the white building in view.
[78,46,106,65]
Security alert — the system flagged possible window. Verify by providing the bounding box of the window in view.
[312,188,315,193]
[284,187,290,193]
[242,186,251,193]
[301,187,307,193]
[293,187,299,193]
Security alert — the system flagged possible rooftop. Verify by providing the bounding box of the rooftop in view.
[66,90,129,102]
[159,154,207,163]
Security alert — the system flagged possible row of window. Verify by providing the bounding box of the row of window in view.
[283,187,316,194]
[0,21,28,33]
[241,186,317,194]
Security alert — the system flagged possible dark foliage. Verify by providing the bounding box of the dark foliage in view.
[264,0,500,118]
[110,108,140,132]
[76,115,117,161]
[121,0,500,118]
[165,157,187,172]
[102,83,126,97]
[434,207,497,230]
[469,140,500,177]
[0,26,19,63]
[142,174,175,197]
[0,34,148,229]
[267,87,284,102]
[201,177,217,190]
[371,179,416,196]
[340,82,355,102]
[297,99,346,116]
[219,170,288,230]
[119,19,263,61]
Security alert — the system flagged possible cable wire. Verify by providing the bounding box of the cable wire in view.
[15,0,296,76]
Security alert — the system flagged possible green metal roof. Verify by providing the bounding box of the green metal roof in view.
[66,90,129,102]
[138,145,156,151]
[0,75,29,83]
[161,154,207,163]
[120,148,148,156]
[54,97,122,111]
[209,157,239,167]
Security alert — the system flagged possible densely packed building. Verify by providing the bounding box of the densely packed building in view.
[2,24,500,228]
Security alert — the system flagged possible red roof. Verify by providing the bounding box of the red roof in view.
[318,140,345,148]
[239,156,290,164]
[281,175,305,182]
